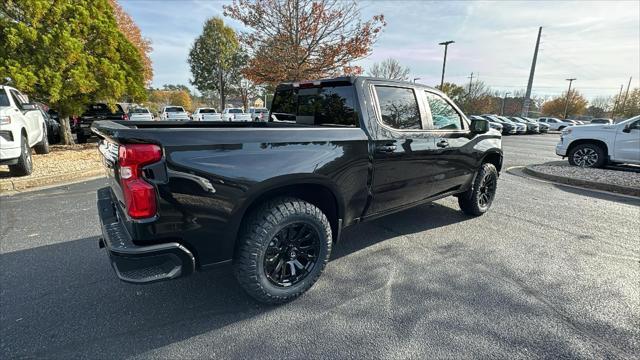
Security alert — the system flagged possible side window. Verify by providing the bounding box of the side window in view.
[9,90,25,110]
[270,85,358,126]
[374,86,421,130]
[424,91,463,130]
[628,120,640,130]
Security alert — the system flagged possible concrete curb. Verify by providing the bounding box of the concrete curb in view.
[522,166,640,197]
[0,168,105,194]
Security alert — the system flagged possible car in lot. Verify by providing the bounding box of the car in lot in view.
[38,106,61,144]
[222,108,252,121]
[75,103,127,143]
[91,76,503,304]
[556,115,640,167]
[478,115,516,135]
[490,115,526,134]
[538,117,573,131]
[248,107,269,122]
[0,85,50,175]
[509,116,539,134]
[127,107,153,121]
[192,107,222,121]
[523,117,549,133]
[159,106,190,121]
[589,118,613,124]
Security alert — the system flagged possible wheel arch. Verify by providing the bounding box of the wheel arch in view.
[480,150,503,173]
[567,139,609,157]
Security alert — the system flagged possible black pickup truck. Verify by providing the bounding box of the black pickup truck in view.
[75,103,127,143]
[92,77,503,304]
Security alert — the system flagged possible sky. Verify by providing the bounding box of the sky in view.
[120,0,640,100]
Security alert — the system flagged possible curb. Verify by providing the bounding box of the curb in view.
[522,166,640,197]
[0,168,105,194]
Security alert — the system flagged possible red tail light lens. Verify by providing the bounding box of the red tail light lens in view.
[122,114,129,120]
[118,144,162,219]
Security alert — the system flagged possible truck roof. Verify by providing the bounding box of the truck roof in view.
[275,76,442,93]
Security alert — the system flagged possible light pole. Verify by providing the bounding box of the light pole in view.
[438,40,454,89]
[563,78,576,119]
[501,92,511,115]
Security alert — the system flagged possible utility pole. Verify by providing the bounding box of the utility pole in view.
[438,40,455,89]
[467,72,474,96]
[620,76,633,116]
[563,78,576,119]
[522,27,542,117]
[501,92,511,115]
[611,84,624,119]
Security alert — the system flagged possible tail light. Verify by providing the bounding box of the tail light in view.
[118,144,162,219]
[122,114,129,120]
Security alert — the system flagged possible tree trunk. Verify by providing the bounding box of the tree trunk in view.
[60,116,75,145]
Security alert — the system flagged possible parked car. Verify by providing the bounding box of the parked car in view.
[470,115,502,132]
[589,118,613,124]
[566,119,584,125]
[222,108,252,122]
[192,108,222,121]
[248,107,269,122]
[91,76,503,304]
[159,106,190,121]
[556,115,640,167]
[491,115,526,134]
[38,106,61,144]
[480,115,516,135]
[75,103,127,143]
[127,107,153,121]
[538,117,573,131]
[522,117,549,133]
[0,85,50,175]
[509,116,539,134]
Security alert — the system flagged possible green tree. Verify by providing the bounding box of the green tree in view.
[541,89,588,118]
[188,17,243,110]
[0,0,147,144]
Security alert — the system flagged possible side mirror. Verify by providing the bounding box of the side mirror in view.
[623,124,632,133]
[22,103,38,111]
[470,119,490,134]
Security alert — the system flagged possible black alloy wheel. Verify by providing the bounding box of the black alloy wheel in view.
[263,223,321,287]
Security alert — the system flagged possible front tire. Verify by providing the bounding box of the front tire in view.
[568,143,606,168]
[458,163,498,216]
[9,135,33,176]
[34,126,50,154]
[234,197,332,304]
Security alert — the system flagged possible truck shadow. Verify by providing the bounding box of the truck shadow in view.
[1,202,634,358]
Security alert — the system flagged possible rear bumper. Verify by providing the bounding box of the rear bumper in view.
[97,187,195,284]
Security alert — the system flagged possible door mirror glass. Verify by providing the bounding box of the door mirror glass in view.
[470,119,490,134]
[23,103,38,111]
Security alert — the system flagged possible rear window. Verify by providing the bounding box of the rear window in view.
[252,108,267,113]
[229,109,243,113]
[129,108,149,114]
[374,86,421,130]
[200,109,217,113]
[165,107,184,112]
[83,103,124,115]
[270,84,358,127]
[0,91,9,107]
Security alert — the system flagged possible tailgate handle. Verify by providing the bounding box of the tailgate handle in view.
[375,144,397,153]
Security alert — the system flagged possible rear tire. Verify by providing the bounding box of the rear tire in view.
[234,197,332,304]
[458,163,498,216]
[76,131,87,144]
[34,126,50,154]
[568,143,606,168]
[9,135,33,176]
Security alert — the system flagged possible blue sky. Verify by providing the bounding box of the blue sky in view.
[121,0,640,100]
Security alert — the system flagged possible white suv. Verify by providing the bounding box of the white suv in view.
[538,117,574,131]
[556,115,640,167]
[0,86,49,176]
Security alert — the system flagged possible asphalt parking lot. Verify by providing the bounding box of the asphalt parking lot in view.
[1,133,639,359]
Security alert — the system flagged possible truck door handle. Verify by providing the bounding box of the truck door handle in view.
[437,140,449,148]
[376,144,397,153]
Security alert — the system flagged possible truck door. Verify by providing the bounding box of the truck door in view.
[367,84,443,214]
[613,118,640,163]
[9,89,42,146]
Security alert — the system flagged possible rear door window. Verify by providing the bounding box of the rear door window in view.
[0,90,11,107]
[374,86,421,130]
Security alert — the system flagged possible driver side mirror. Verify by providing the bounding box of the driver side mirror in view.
[23,103,38,111]
[470,119,490,134]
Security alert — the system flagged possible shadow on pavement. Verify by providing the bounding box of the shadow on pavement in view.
[1,202,635,359]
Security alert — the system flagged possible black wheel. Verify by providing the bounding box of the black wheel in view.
[234,197,332,304]
[568,143,606,168]
[458,163,498,216]
[34,125,50,154]
[76,131,87,144]
[9,134,33,176]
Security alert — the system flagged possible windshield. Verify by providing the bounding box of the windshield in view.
[129,108,149,114]
[0,91,9,107]
[229,109,243,113]
[200,108,217,113]
[165,107,185,112]
[83,103,124,115]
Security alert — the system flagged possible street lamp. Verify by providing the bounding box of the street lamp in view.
[563,78,576,119]
[438,40,455,89]
[501,92,511,115]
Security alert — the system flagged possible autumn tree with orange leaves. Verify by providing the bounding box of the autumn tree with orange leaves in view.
[108,0,153,85]
[224,0,386,86]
